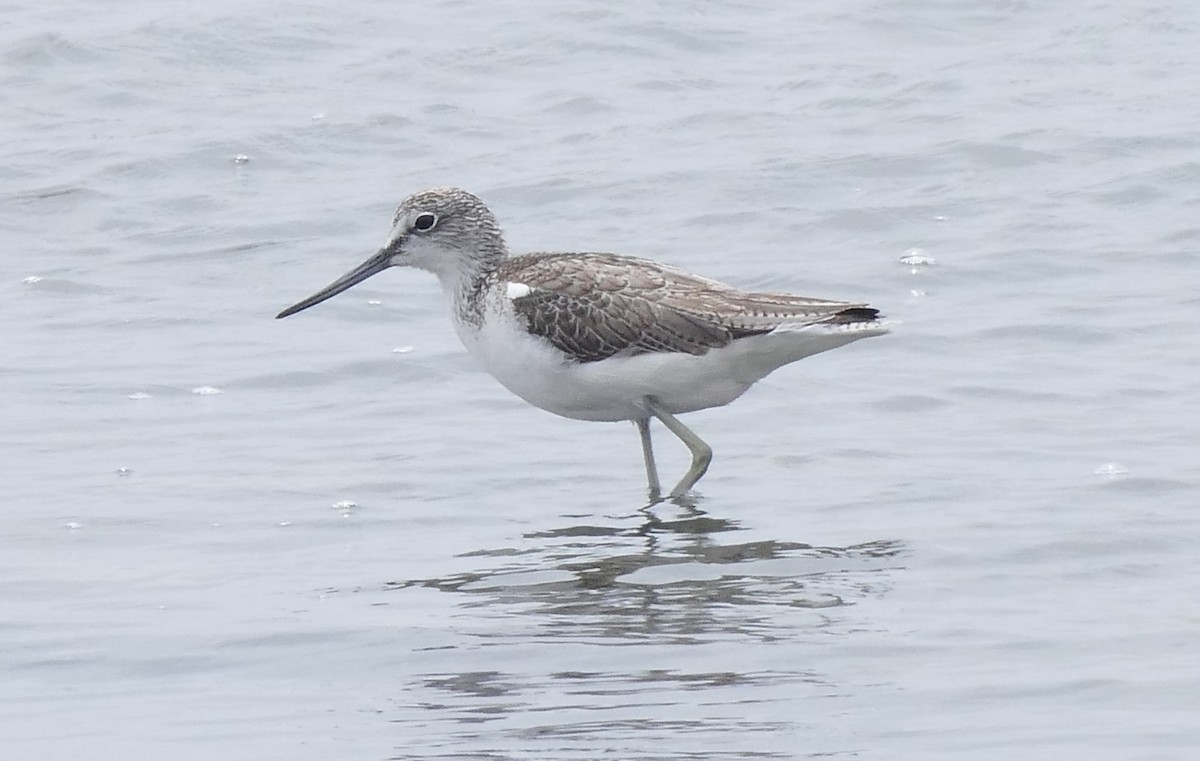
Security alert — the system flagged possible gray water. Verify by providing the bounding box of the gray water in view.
[4,1,1199,758]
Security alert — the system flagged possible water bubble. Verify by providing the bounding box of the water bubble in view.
[332,500,357,516]
[899,248,935,269]
[1094,462,1129,476]
[233,154,250,164]
[116,467,132,477]
[191,386,222,395]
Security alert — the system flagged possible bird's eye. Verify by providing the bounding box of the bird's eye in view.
[413,213,438,232]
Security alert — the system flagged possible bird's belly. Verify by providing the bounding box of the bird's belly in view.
[456,316,758,422]
[456,311,883,423]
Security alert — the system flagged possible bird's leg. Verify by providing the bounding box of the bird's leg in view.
[633,417,661,501]
[643,397,713,499]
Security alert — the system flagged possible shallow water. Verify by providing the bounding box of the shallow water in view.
[4,1,1199,759]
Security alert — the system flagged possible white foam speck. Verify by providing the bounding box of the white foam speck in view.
[22,275,43,284]
[128,391,151,400]
[899,248,936,269]
[65,522,83,530]
[277,521,292,527]
[116,467,132,477]
[233,154,250,164]
[506,282,532,299]
[1094,462,1129,476]
[311,112,326,121]
[392,346,414,354]
[367,299,382,305]
[332,500,356,515]
[192,386,222,395]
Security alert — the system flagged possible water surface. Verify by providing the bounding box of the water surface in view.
[4,1,1199,759]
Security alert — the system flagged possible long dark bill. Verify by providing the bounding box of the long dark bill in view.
[276,249,392,319]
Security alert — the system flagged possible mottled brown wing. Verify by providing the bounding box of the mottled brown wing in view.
[501,252,877,363]
[510,287,754,362]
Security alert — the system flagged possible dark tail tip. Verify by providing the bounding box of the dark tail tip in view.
[829,306,881,324]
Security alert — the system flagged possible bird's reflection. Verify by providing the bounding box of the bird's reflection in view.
[379,502,903,758]
[384,500,903,642]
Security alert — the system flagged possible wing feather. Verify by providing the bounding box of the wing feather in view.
[499,253,878,363]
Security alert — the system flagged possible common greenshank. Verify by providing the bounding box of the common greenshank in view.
[277,187,887,499]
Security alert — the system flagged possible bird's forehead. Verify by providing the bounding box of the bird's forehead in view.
[393,187,479,220]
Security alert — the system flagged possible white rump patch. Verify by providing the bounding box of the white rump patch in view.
[505,282,532,299]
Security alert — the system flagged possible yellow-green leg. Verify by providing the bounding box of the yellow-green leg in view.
[643,397,712,498]
[633,417,661,500]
